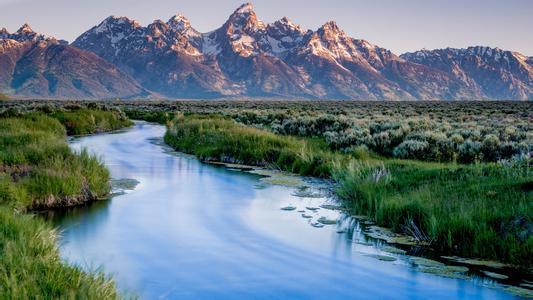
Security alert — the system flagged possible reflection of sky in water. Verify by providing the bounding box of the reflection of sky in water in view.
[54,122,515,299]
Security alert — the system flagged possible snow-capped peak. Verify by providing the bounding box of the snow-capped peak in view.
[272,17,306,34]
[234,2,254,14]
[168,14,191,31]
[17,23,34,34]
[319,21,344,36]
[226,2,265,31]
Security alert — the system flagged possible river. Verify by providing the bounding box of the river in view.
[47,122,517,299]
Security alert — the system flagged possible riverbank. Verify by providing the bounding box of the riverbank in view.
[0,108,130,297]
[164,114,532,269]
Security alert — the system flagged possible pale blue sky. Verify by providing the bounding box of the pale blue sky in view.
[1,0,531,55]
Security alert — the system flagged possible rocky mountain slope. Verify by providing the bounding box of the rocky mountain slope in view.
[401,47,532,99]
[2,3,531,100]
[0,24,148,99]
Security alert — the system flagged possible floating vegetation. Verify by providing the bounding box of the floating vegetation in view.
[319,204,342,210]
[291,186,325,198]
[440,256,510,269]
[503,286,533,299]
[382,246,407,255]
[207,162,256,171]
[111,178,140,191]
[409,257,445,268]
[306,207,320,211]
[317,217,338,225]
[480,270,509,280]
[364,226,420,246]
[365,254,397,262]
[301,214,313,219]
[280,206,297,211]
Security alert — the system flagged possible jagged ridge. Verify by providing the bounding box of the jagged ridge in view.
[2,3,531,100]
[0,24,148,99]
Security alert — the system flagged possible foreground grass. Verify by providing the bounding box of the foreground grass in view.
[0,207,117,298]
[166,115,532,267]
[0,109,129,298]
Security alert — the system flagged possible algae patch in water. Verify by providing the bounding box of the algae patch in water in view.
[291,186,326,198]
[409,257,470,279]
[280,206,297,211]
[481,270,509,280]
[440,256,511,269]
[382,246,407,255]
[317,217,338,225]
[110,178,140,196]
[365,254,397,262]
[320,204,342,210]
[248,169,306,187]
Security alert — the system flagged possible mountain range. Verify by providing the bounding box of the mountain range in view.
[1,3,532,100]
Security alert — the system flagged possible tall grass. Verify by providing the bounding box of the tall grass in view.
[334,160,532,266]
[166,115,532,267]
[0,207,118,298]
[0,109,131,298]
[0,113,111,209]
[165,115,342,177]
[52,108,132,135]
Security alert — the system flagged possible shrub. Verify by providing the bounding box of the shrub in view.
[393,140,430,160]
[458,139,482,163]
[481,134,501,161]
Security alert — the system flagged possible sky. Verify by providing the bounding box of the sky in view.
[1,0,532,55]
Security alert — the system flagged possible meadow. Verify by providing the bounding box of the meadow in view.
[1,100,531,268]
[165,114,532,267]
[0,107,131,298]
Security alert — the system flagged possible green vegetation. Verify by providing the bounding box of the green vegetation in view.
[166,115,532,267]
[0,207,117,298]
[1,100,531,268]
[0,108,129,298]
[52,108,132,135]
[164,114,341,177]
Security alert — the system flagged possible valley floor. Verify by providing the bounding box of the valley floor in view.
[0,100,531,298]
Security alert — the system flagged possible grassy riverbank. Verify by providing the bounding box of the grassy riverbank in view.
[165,115,532,267]
[0,109,129,298]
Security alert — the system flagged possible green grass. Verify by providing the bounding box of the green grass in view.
[166,115,532,267]
[165,114,343,177]
[52,108,132,136]
[0,113,112,209]
[0,207,118,298]
[0,108,131,298]
[334,160,532,266]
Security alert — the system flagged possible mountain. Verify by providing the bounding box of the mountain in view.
[2,3,532,100]
[74,3,496,100]
[0,24,148,99]
[401,47,533,100]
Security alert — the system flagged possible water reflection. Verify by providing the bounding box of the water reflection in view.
[47,122,517,299]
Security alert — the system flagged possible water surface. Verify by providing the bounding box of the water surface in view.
[50,122,516,299]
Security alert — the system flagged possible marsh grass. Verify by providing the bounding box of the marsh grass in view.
[166,115,532,267]
[0,109,130,298]
[52,109,132,135]
[0,207,118,298]
[165,115,343,177]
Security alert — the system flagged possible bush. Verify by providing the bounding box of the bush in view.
[458,140,482,163]
[481,134,501,161]
[393,140,430,160]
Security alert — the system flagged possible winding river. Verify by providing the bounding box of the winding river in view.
[48,122,517,299]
